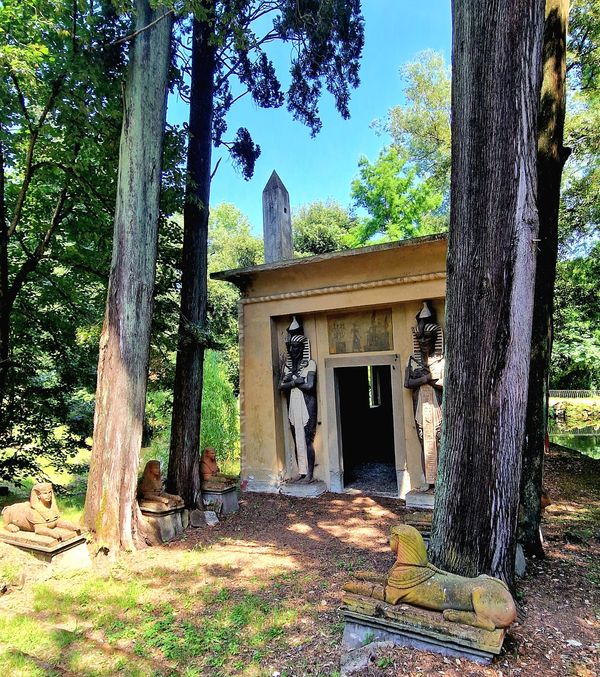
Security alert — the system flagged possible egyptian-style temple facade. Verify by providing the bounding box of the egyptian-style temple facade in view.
[213,233,447,499]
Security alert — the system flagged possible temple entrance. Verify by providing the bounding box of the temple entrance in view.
[336,365,397,494]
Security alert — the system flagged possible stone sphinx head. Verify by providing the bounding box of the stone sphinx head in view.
[201,447,220,477]
[30,482,59,519]
[140,460,163,493]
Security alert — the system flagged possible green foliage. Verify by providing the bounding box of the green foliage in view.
[349,146,443,245]
[384,50,451,203]
[551,243,600,389]
[292,200,355,256]
[199,350,240,463]
[0,0,130,483]
[560,0,600,254]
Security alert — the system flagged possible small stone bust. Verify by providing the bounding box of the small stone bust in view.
[138,460,184,510]
[1,482,83,541]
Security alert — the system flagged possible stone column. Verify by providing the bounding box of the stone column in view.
[262,170,293,263]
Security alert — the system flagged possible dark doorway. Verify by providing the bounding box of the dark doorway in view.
[336,365,397,494]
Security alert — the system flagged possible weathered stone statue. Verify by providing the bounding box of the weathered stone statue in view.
[1,483,83,541]
[200,447,236,488]
[279,316,317,483]
[138,460,184,510]
[404,301,445,488]
[344,525,517,631]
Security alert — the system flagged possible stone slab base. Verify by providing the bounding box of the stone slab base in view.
[240,479,280,494]
[140,508,184,542]
[341,593,505,664]
[203,486,239,515]
[0,530,90,567]
[280,480,327,498]
[405,490,435,510]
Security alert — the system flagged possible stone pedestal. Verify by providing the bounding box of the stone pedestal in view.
[404,489,435,510]
[0,530,90,568]
[280,480,327,498]
[202,485,239,515]
[140,506,184,542]
[341,593,505,665]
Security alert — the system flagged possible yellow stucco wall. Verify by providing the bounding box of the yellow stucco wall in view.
[226,236,448,496]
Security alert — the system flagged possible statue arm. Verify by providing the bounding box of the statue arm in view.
[404,365,431,389]
[296,369,316,391]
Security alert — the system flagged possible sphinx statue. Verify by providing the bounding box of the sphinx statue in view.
[279,316,317,483]
[343,525,517,631]
[138,460,184,510]
[404,301,445,489]
[1,482,83,541]
[200,447,236,489]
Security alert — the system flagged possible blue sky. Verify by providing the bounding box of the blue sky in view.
[167,1,451,234]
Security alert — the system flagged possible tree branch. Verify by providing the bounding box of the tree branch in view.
[110,9,175,47]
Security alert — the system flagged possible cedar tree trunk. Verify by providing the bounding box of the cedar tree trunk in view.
[0,141,8,408]
[429,0,545,586]
[84,1,173,552]
[520,0,570,558]
[167,14,216,507]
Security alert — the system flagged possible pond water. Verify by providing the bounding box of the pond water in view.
[549,422,600,460]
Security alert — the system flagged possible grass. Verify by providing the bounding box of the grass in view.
[0,544,302,677]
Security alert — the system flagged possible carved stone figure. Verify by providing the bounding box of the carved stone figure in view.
[200,447,236,488]
[138,460,184,509]
[279,316,317,483]
[404,301,445,488]
[343,525,517,631]
[1,483,83,541]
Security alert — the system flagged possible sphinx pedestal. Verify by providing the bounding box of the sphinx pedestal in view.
[139,505,184,542]
[341,593,506,665]
[0,529,90,568]
[202,485,239,515]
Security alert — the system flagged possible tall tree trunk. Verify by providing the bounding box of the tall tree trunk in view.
[0,141,8,410]
[520,0,570,558]
[429,0,545,587]
[84,0,173,552]
[167,14,216,508]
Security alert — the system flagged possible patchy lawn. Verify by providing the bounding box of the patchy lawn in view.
[0,444,598,676]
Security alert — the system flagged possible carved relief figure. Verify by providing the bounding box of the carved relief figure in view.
[1,482,83,541]
[200,447,236,488]
[344,525,517,631]
[279,316,317,483]
[138,460,184,509]
[404,301,445,488]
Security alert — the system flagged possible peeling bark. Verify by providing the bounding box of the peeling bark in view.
[429,0,545,587]
[83,0,173,553]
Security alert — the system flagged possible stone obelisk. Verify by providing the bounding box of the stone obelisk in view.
[262,170,293,263]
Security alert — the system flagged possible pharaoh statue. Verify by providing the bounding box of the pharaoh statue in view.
[1,482,83,541]
[279,316,317,483]
[404,301,445,489]
[200,447,236,489]
[138,460,184,510]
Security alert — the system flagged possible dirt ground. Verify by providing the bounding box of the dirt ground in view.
[0,444,598,676]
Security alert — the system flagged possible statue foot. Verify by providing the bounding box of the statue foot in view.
[297,474,314,484]
[287,474,305,484]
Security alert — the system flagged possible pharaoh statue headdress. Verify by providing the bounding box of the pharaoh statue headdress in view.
[411,301,444,365]
[285,316,311,371]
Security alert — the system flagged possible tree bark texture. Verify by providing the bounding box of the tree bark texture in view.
[0,141,9,408]
[429,0,545,586]
[167,14,216,508]
[520,0,570,558]
[83,0,173,552]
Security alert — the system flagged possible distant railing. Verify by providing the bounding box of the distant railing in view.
[549,390,600,399]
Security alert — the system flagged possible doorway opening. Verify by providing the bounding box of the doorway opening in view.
[336,365,397,494]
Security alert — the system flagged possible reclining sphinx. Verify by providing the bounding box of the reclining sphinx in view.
[138,460,184,510]
[1,483,83,541]
[200,447,236,489]
[343,525,517,631]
